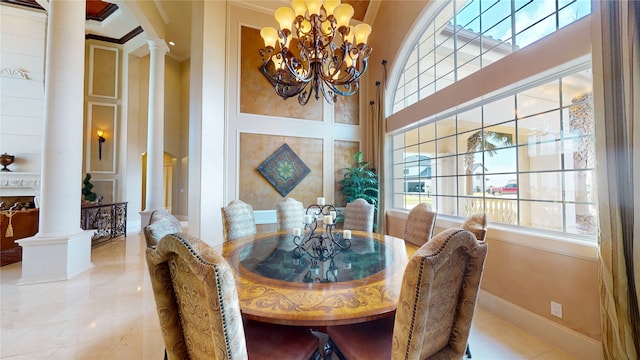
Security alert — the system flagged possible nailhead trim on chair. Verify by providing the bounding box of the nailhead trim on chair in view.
[403,229,466,359]
[214,265,234,359]
[165,233,235,359]
[171,233,216,266]
[404,254,424,360]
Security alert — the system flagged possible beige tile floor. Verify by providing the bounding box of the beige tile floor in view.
[1,233,577,360]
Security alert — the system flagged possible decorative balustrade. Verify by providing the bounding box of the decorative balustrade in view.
[465,197,518,225]
[81,202,127,243]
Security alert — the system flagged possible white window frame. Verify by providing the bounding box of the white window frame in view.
[384,1,598,257]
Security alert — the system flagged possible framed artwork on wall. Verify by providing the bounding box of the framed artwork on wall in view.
[87,102,117,174]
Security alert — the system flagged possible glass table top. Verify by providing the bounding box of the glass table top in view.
[238,234,394,283]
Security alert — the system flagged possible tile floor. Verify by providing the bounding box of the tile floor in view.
[1,233,577,360]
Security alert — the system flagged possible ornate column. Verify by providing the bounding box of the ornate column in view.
[140,38,169,228]
[17,0,93,283]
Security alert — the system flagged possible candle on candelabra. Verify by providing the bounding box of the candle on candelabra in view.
[343,230,352,239]
[330,210,337,220]
[304,214,313,224]
[324,215,333,225]
[293,227,301,236]
[317,197,325,206]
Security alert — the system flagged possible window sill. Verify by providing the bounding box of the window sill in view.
[434,215,598,261]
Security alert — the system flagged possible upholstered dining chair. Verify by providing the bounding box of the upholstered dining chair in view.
[343,198,375,232]
[327,228,488,360]
[462,213,488,242]
[143,209,184,248]
[221,199,257,241]
[403,202,437,246]
[145,232,321,360]
[460,213,488,358]
[276,197,304,231]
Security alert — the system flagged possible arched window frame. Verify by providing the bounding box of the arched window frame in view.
[385,0,597,248]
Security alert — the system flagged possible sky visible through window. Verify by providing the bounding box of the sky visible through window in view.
[453,0,591,48]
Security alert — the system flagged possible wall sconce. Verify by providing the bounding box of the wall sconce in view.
[97,130,106,160]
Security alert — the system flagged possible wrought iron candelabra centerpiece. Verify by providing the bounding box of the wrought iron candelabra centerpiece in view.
[291,199,352,282]
[259,0,373,105]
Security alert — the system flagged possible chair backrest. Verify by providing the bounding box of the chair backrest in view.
[462,213,488,241]
[221,200,257,241]
[275,198,304,231]
[145,232,248,360]
[392,228,488,360]
[403,203,437,246]
[143,209,183,248]
[343,198,375,232]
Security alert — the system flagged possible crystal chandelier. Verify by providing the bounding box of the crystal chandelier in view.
[259,0,373,105]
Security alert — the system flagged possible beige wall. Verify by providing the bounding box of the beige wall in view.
[385,210,601,340]
[239,134,323,210]
[2,0,603,346]
[371,0,600,342]
[84,40,122,203]
[226,4,365,209]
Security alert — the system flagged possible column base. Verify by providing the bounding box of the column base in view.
[16,230,94,284]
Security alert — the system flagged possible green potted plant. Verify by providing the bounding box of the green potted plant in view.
[82,173,97,202]
[339,151,379,208]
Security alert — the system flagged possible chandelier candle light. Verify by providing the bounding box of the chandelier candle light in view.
[259,0,373,105]
[291,199,352,282]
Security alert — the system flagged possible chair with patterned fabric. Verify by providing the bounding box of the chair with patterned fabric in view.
[143,209,184,248]
[460,213,488,358]
[403,202,437,246]
[327,228,488,360]
[221,200,257,241]
[143,209,187,359]
[343,198,375,232]
[462,213,488,242]
[276,198,304,231]
[145,232,321,360]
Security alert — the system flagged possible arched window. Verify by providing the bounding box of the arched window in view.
[388,0,595,239]
[391,0,592,114]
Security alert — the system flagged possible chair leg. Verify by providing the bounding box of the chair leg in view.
[465,343,472,358]
[326,338,347,360]
[311,329,333,360]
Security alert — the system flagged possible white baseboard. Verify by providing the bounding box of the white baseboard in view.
[127,219,142,234]
[478,290,603,360]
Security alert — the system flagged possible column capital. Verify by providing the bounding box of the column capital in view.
[146,37,170,55]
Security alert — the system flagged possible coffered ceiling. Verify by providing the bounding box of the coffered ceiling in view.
[2,0,373,62]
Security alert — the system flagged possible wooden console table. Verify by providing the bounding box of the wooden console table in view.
[1,208,39,266]
[81,202,127,244]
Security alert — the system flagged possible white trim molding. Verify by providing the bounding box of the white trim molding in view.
[0,67,29,80]
[0,172,41,199]
[478,290,603,360]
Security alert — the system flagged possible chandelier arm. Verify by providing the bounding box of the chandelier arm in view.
[281,49,314,83]
[318,79,337,104]
[297,82,315,105]
[259,4,372,104]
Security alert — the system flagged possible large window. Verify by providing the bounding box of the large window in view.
[392,69,596,237]
[389,0,595,239]
[393,0,591,113]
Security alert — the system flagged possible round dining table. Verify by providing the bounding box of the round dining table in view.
[216,230,418,327]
